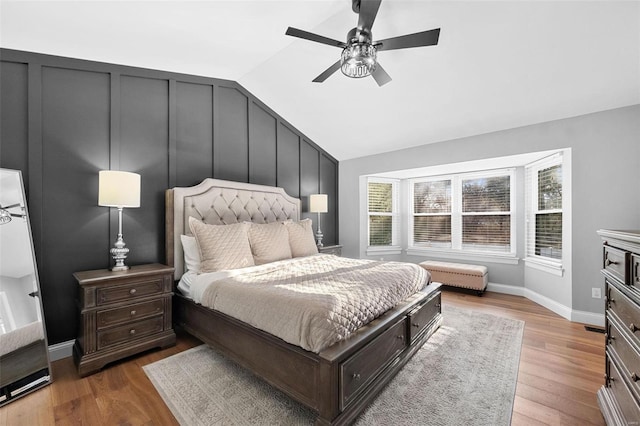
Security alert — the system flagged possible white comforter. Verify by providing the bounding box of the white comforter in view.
[0,321,45,357]
[191,254,429,353]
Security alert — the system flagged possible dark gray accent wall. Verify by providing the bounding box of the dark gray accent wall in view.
[0,49,339,345]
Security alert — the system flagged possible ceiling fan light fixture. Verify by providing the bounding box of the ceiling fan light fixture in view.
[340,43,377,78]
[0,208,11,225]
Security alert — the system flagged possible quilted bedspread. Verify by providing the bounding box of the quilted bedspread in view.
[192,254,430,353]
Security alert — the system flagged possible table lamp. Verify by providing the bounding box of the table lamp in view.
[98,170,141,271]
[309,194,328,247]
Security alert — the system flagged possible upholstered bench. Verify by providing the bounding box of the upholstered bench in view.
[419,261,488,295]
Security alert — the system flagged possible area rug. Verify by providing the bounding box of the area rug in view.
[143,305,524,425]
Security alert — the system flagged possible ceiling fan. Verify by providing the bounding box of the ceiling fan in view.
[285,0,440,86]
[0,203,25,225]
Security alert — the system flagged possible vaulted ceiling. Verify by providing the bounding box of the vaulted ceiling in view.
[1,1,638,160]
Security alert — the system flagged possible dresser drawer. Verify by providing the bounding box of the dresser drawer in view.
[632,254,640,290]
[340,319,407,410]
[607,355,640,424]
[97,316,164,350]
[608,319,640,401]
[97,299,164,329]
[97,277,165,306]
[607,282,640,348]
[604,245,629,284]
[408,291,441,343]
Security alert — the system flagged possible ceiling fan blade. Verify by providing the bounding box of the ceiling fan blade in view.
[371,63,392,86]
[1,203,20,209]
[375,28,440,51]
[286,27,346,49]
[358,0,382,32]
[312,60,342,83]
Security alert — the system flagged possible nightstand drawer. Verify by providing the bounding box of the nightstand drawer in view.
[97,277,164,305]
[97,316,164,350]
[319,245,342,256]
[97,299,164,329]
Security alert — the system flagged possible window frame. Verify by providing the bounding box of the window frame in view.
[408,168,516,261]
[366,177,400,252]
[524,153,564,274]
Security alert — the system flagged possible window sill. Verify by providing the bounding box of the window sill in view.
[366,246,403,256]
[524,257,564,276]
[405,247,519,265]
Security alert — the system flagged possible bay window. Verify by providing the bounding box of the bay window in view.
[410,169,515,255]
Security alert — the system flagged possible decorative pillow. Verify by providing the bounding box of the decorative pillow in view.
[180,234,201,273]
[248,222,292,265]
[284,219,318,258]
[188,217,255,272]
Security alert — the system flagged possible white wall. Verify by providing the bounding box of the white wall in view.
[339,105,640,319]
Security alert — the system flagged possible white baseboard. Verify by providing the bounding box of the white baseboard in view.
[571,309,605,327]
[487,282,605,327]
[486,282,525,296]
[48,339,74,361]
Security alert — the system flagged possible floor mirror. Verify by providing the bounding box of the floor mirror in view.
[0,168,51,405]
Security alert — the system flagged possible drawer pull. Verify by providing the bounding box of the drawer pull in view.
[605,259,619,266]
[412,322,420,328]
[352,373,361,381]
[130,310,137,316]
[129,329,136,335]
[129,288,137,295]
[632,373,639,382]
[630,323,638,333]
[605,333,615,343]
[397,335,404,340]
[435,303,441,308]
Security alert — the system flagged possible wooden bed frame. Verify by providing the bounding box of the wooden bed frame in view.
[165,178,442,425]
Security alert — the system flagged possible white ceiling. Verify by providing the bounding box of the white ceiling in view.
[1,1,639,161]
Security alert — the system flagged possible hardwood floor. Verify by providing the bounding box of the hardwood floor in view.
[0,289,606,425]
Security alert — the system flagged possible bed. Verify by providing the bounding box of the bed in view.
[0,322,48,390]
[166,178,442,425]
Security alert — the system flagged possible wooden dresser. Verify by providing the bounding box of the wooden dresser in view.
[597,229,640,425]
[73,263,176,377]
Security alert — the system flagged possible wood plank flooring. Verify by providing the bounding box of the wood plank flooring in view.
[0,289,606,425]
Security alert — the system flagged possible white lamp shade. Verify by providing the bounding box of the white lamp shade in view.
[98,170,141,208]
[309,194,328,213]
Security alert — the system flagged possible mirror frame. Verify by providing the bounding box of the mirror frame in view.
[0,168,52,406]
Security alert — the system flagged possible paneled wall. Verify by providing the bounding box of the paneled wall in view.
[0,49,339,345]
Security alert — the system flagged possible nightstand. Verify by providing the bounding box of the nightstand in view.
[73,263,176,377]
[318,244,342,256]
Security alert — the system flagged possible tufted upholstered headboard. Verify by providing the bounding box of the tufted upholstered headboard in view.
[166,178,301,279]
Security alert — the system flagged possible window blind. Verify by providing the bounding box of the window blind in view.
[367,180,398,247]
[413,180,452,247]
[525,153,563,261]
[461,176,511,252]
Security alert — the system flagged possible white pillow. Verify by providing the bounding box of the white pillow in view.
[248,222,292,265]
[180,234,201,273]
[284,219,318,258]
[188,217,255,273]
[177,270,197,298]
